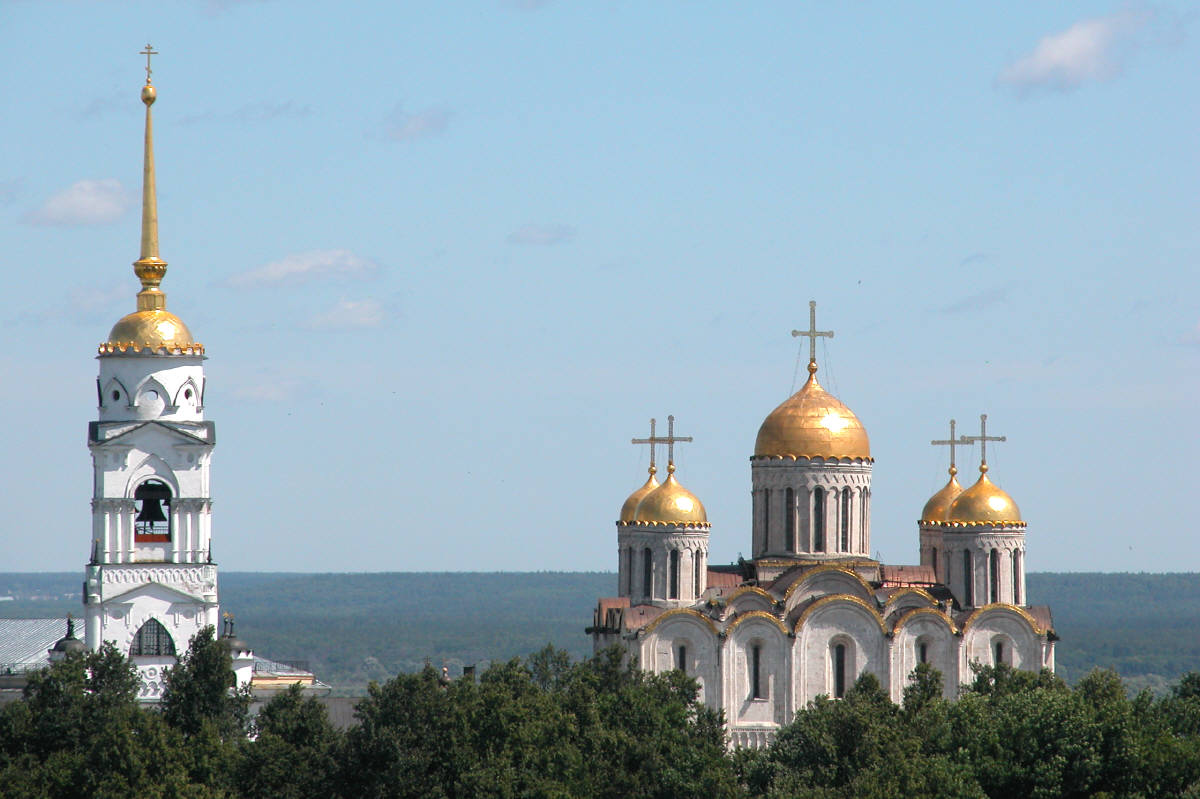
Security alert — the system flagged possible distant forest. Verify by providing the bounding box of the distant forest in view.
[2,571,1197,695]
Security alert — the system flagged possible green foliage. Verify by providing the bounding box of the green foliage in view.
[161,625,252,740]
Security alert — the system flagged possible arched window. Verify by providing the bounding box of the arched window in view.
[762,490,771,550]
[693,552,703,597]
[130,618,175,657]
[931,548,938,574]
[833,643,847,698]
[918,641,928,664]
[669,549,680,599]
[750,644,765,699]
[963,550,973,606]
[134,480,172,542]
[813,487,825,551]
[840,488,851,551]
[990,549,1000,603]
[1012,550,1022,604]
[784,487,795,553]
[994,640,1005,666]
[642,548,652,597]
[677,644,688,673]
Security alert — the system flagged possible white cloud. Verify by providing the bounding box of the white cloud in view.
[998,11,1149,92]
[24,179,132,226]
[229,249,379,287]
[387,105,453,141]
[507,223,576,246]
[309,298,384,329]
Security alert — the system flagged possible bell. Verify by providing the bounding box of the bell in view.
[136,498,168,523]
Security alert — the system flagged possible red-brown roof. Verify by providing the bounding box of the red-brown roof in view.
[880,564,937,586]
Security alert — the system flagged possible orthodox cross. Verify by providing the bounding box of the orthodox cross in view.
[959,413,1005,469]
[631,418,664,474]
[791,300,834,367]
[633,416,692,471]
[931,418,972,476]
[140,44,158,84]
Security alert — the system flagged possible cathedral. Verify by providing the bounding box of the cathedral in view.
[0,52,321,703]
[590,303,1056,748]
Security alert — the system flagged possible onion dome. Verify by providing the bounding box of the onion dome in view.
[100,65,203,356]
[50,616,87,656]
[754,362,870,459]
[620,467,660,522]
[921,471,964,523]
[946,466,1023,525]
[220,615,249,653]
[633,465,708,525]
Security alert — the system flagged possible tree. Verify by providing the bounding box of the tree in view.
[161,625,251,740]
[236,684,341,799]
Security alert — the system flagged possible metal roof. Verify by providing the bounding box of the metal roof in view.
[0,618,68,673]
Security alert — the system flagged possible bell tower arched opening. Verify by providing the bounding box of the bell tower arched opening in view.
[134,479,172,542]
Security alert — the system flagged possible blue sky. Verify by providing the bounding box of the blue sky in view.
[0,1,1197,574]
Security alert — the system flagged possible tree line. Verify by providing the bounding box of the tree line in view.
[6,629,1200,798]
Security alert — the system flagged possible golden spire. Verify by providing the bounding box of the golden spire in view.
[134,44,167,313]
[100,46,202,355]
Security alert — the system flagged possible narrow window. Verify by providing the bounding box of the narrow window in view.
[677,644,687,673]
[945,555,951,586]
[1012,551,1022,605]
[963,550,973,606]
[840,488,851,551]
[931,548,938,574]
[813,487,825,551]
[642,548,652,597]
[134,480,172,542]
[751,644,765,699]
[762,490,771,550]
[130,618,175,657]
[784,487,795,553]
[990,549,1000,603]
[694,552,702,597]
[669,549,680,599]
[918,642,928,664]
[834,643,847,698]
[994,641,1004,665]
[623,548,632,595]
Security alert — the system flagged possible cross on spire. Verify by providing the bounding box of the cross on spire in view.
[959,413,1006,472]
[791,300,834,373]
[631,418,663,475]
[139,44,158,85]
[931,418,972,477]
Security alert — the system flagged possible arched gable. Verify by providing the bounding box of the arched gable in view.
[172,377,201,409]
[793,594,886,636]
[102,377,132,407]
[782,565,874,612]
[961,602,1044,636]
[727,586,776,615]
[642,607,719,637]
[961,603,1046,671]
[725,609,790,638]
[892,606,957,636]
[125,454,179,498]
[882,587,938,614]
[794,594,889,704]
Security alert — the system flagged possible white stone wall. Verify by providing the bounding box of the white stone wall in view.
[98,355,205,423]
[940,526,1026,608]
[750,459,872,558]
[617,524,709,606]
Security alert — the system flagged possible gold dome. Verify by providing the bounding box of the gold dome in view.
[945,469,1022,525]
[632,468,708,525]
[619,470,660,522]
[921,472,963,523]
[754,366,870,459]
[103,309,201,354]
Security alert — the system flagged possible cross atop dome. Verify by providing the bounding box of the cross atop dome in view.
[931,418,973,477]
[791,300,834,376]
[959,413,1006,474]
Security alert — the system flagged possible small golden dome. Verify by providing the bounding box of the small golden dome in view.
[619,470,660,522]
[921,472,963,523]
[945,469,1022,524]
[632,467,708,525]
[754,366,870,459]
[103,309,202,354]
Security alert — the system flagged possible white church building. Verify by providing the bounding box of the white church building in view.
[590,304,1055,748]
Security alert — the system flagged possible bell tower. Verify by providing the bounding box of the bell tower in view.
[83,48,219,701]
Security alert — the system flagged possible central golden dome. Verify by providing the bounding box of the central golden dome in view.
[632,468,708,526]
[945,470,1022,525]
[754,367,870,459]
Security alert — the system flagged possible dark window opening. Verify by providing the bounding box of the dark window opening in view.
[642,548,652,597]
[751,644,765,699]
[762,490,771,550]
[134,480,172,542]
[840,488,851,551]
[1012,551,1022,605]
[994,641,1004,665]
[669,549,680,599]
[919,642,928,664]
[111,390,120,402]
[813,487,825,551]
[990,549,1000,604]
[677,645,687,673]
[694,553,702,597]
[931,548,938,573]
[784,487,795,552]
[130,618,175,657]
[963,550,974,606]
[834,643,847,698]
